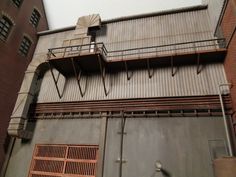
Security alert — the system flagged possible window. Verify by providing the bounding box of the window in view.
[19,36,31,56]
[11,0,23,7]
[0,16,13,41]
[30,9,40,27]
[28,144,99,177]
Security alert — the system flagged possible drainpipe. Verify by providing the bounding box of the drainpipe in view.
[218,83,233,156]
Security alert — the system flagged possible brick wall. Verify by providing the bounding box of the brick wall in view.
[220,0,236,145]
[0,0,48,171]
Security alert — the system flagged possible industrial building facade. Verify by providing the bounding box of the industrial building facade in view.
[0,0,48,172]
[3,0,236,177]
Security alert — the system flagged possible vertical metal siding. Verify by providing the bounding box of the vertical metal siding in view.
[96,9,214,51]
[36,63,227,103]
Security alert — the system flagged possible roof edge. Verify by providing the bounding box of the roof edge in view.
[103,4,207,23]
[38,4,207,36]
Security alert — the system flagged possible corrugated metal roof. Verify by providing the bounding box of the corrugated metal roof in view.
[36,63,227,103]
[96,9,214,51]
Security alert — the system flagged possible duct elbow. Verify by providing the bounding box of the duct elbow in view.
[7,117,32,139]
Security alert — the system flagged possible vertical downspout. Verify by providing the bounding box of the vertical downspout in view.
[0,138,16,177]
[96,113,108,177]
[218,83,233,156]
[119,112,126,177]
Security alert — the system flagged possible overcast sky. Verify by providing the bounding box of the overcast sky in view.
[43,0,203,29]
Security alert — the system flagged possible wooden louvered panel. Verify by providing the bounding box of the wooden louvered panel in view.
[29,145,99,177]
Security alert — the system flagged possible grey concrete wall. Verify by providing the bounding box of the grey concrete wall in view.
[5,119,101,177]
[104,117,227,177]
[4,117,228,177]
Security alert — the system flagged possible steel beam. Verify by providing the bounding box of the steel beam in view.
[197,53,201,74]
[48,62,64,99]
[97,54,108,96]
[71,57,86,97]
[124,61,132,80]
[171,56,175,77]
[147,59,154,78]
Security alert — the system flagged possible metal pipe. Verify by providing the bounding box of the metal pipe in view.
[218,83,233,156]
[119,113,126,177]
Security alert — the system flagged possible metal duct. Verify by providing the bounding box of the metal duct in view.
[7,14,101,139]
[7,59,48,139]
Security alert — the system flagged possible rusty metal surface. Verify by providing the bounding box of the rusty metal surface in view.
[30,95,232,119]
[36,63,228,102]
[28,144,98,177]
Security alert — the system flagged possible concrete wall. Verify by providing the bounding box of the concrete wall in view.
[5,119,101,177]
[5,117,227,177]
[104,117,227,177]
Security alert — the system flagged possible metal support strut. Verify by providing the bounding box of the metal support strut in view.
[71,57,86,97]
[147,59,154,78]
[124,61,132,80]
[197,53,201,74]
[97,54,108,96]
[171,56,175,77]
[48,62,64,99]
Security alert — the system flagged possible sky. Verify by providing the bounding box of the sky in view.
[43,0,203,29]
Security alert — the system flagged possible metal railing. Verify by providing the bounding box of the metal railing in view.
[47,38,226,61]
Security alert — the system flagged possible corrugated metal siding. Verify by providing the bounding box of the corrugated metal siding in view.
[206,0,225,32]
[37,63,227,103]
[96,9,214,51]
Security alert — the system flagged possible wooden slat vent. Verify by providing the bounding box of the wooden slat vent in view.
[29,144,99,177]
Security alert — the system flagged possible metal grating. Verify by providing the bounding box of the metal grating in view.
[29,145,99,177]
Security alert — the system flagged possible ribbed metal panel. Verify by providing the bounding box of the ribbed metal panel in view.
[96,9,214,51]
[37,63,227,103]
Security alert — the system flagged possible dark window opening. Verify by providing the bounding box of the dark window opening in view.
[19,36,31,57]
[0,16,13,41]
[30,9,40,28]
[28,144,99,177]
[11,0,23,7]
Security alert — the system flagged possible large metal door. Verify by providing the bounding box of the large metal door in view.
[104,117,228,177]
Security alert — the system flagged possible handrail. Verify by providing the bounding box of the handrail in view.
[108,38,225,53]
[47,38,226,61]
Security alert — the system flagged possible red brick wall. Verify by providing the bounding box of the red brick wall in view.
[221,0,236,143]
[0,0,48,170]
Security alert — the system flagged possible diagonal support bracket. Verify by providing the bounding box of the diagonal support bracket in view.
[171,56,175,77]
[147,59,154,78]
[71,57,86,97]
[48,62,64,99]
[197,53,201,74]
[124,61,132,80]
[97,54,108,96]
